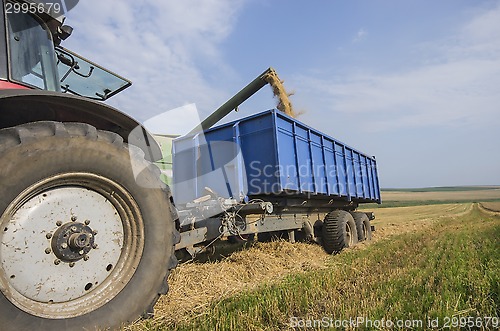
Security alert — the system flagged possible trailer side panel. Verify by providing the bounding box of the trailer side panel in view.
[173,109,381,205]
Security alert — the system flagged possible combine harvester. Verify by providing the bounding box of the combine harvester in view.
[0,1,380,330]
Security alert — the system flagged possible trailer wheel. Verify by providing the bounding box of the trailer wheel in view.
[0,122,179,331]
[351,212,372,241]
[321,210,358,254]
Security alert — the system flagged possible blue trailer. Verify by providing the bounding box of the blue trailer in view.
[173,108,380,256]
[174,109,380,206]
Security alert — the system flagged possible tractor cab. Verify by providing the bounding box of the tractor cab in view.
[1,0,130,100]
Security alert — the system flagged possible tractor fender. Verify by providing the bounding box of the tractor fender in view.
[0,89,162,161]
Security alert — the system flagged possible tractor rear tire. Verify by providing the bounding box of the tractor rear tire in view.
[0,122,179,331]
[351,212,372,241]
[322,210,358,254]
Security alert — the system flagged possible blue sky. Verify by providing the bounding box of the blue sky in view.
[64,0,500,188]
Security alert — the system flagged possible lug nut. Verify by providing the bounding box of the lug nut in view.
[84,220,90,225]
[93,230,98,235]
[79,250,84,255]
[54,259,61,265]
[71,216,77,222]
[56,221,62,226]
[69,262,75,268]
[45,248,51,254]
[71,226,78,233]
[83,255,90,261]
[92,243,98,249]
[46,233,52,239]
[61,243,68,249]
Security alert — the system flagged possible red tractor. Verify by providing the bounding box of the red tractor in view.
[0,1,179,330]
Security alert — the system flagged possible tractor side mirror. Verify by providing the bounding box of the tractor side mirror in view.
[59,25,73,40]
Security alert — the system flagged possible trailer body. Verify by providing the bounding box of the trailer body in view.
[173,109,381,208]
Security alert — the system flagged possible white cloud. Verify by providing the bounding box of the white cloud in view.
[352,28,367,43]
[293,3,500,132]
[142,103,201,135]
[63,0,246,132]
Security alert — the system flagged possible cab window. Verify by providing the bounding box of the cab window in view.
[6,9,60,91]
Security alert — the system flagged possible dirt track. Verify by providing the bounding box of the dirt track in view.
[480,201,500,212]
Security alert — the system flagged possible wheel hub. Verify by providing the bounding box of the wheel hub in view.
[51,222,97,262]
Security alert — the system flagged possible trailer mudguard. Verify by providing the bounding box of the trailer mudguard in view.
[0,89,162,161]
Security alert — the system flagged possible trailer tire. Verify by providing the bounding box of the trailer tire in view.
[322,210,358,254]
[0,122,179,331]
[351,212,372,241]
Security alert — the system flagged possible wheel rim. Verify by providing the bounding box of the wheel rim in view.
[0,173,144,319]
[345,223,353,247]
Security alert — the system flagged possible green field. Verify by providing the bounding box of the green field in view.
[126,202,499,331]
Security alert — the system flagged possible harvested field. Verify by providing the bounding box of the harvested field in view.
[149,241,327,327]
[125,203,473,330]
[169,204,499,331]
[366,203,472,238]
